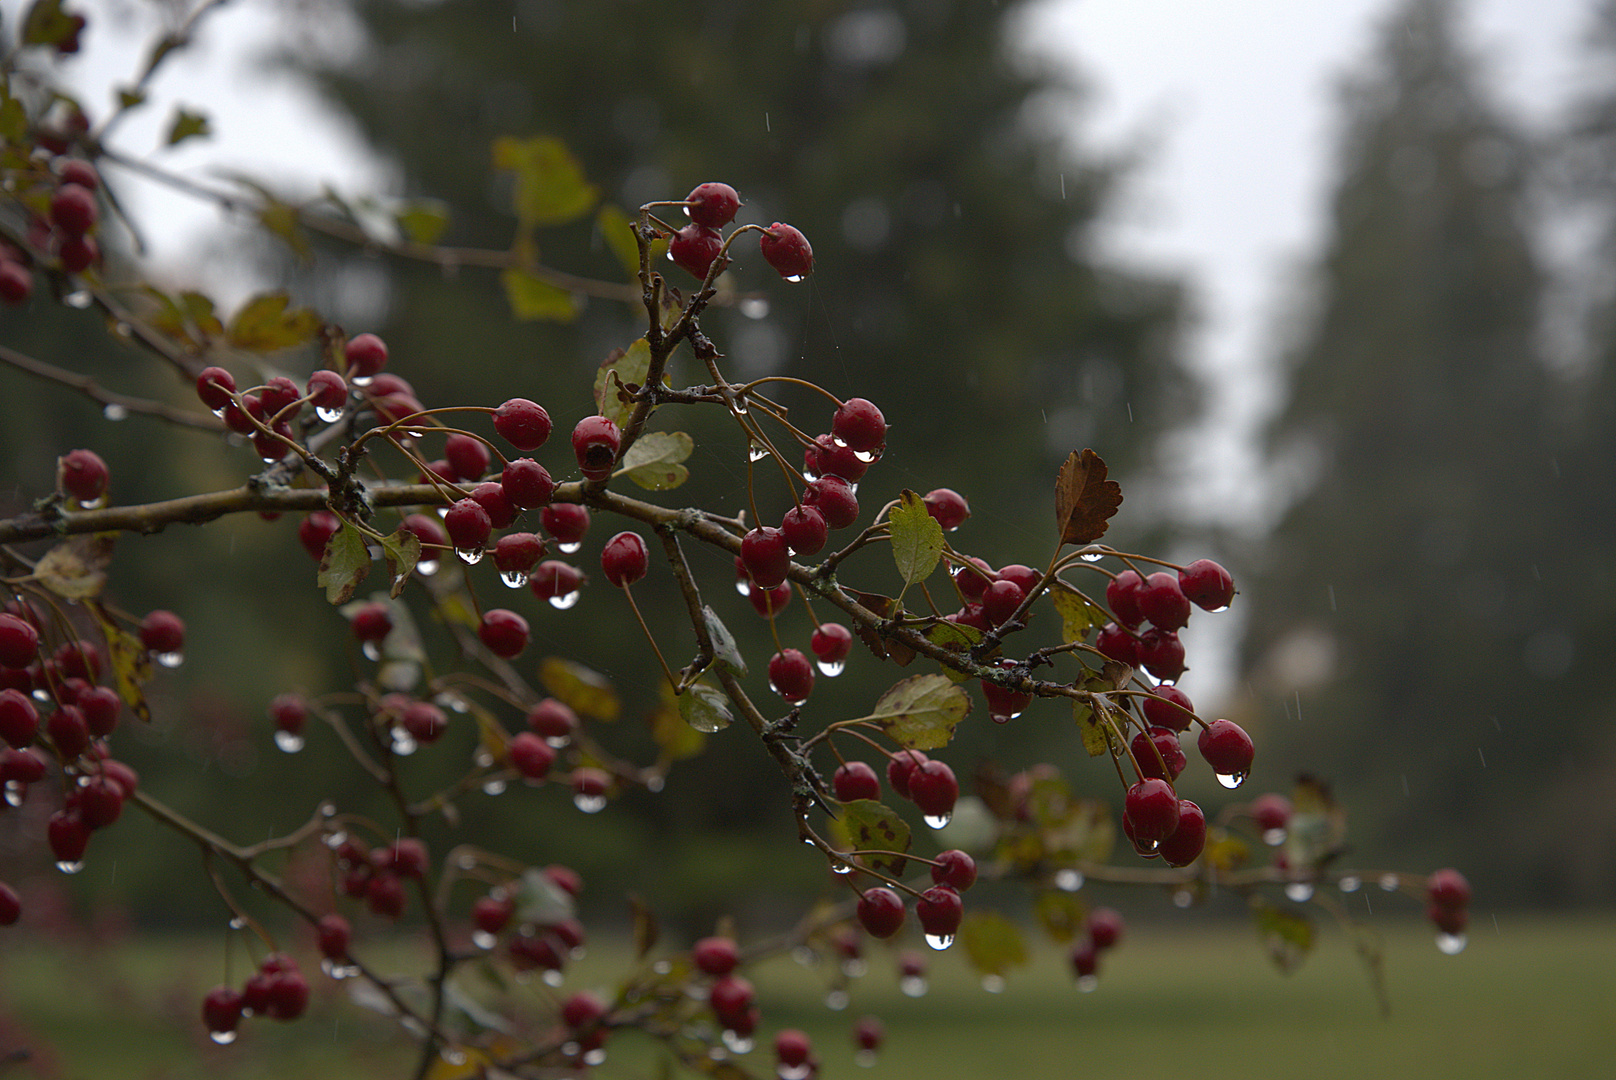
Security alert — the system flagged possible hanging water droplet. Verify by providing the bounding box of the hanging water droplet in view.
[209,1030,238,1045]
[546,735,571,749]
[500,569,528,589]
[473,748,494,768]
[721,1031,753,1054]
[748,442,768,463]
[316,405,346,423]
[1285,882,1314,903]
[899,974,928,998]
[455,853,478,871]
[274,730,305,753]
[841,958,868,979]
[980,974,1005,994]
[732,395,749,415]
[739,297,770,319]
[1435,932,1467,955]
[784,274,806,284]
[102,403,128,421]
[817,659,845,677]
[854,1049,878,1068]
[229,915,247,929]
[64,290,91,308]
[155,650,184,669]
[390,728,418,756]
[1215,771,1247,790]
[852,447,882,463]
[541,969,565,988]
[791,946,817,967]
[824,989,849,1011]
[924,933,954,951]
[1262,827,1287,846]
[923,812,952,830]
[558,540,581,555]
[1378,873,1400,891]
[4,786,23,808]
[417,558,440,576]
[323,830,347,848]
[1079,548,1105,562]
[646,775,665,793]
[361,641,383,662]
[351,374,374,387]
[780,1063,814,1080]
[573,793,606,813]
[482,778,507,796]
[1338,875,1362,893]
[1136,838,1160,855]
[456,547,484,565]
[830,860,852,875]
[392,572,409,593]
[1173,888,1195,908]
[549,590,581,610]
[469,929,495,950]
[735,579,752,597]
[442,1049,468,1067]
[1076,974,1100,993]
[1053,869,1084,892]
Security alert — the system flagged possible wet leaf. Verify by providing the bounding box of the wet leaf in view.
[676,680,732,735]
[831,800,911,879]
[379,528,421,598]
[597,204,640,279]
[88,602,151,723]
[1050,582,1106,643]
[959,910,1029,978]
[593,338,653,426]
[924,621,982,682]
[397,198,450,245]
[22,0,77,48]
[867,674,971,751]
[847,588,915,666]
[1,82,27,144]
[702,606,746,675]
[491,135,598,227]
[1252,898,1315,975]
[622,431,694,491]
[889,490,945,587]
[317,521,370,605]
[1034,890,1087,944]
[1074,698,1110,757]
[1054,448,1123,547]
[652,691,707,758]
[165,106,211,146]
[227,291,320,351]
[539,657,620,721]
[34,533,113,600]
[501,268,578,322]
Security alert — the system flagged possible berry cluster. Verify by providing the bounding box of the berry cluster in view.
[201,953,311,1044]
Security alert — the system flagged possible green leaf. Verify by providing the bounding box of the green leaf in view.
[318,521,370,604]
[0,80,27,144]
[831,800,911,879]
[165,106,211,146]
[593,338,653,427]
[379,528,422,598]
[597,203,641,279]
[22,0,77,47]
[652,686,708,758]
[1050,582,1105,643]
[1252,898,1316,975]
[622,431,694,491]
[397,198,451,245]
[491,135,598,227]
[866,673,971,751]
[959,910,1029,979]
[500,268,578,322]
[117,88,147,110]
[1075,698,1110,757]
[1033,890,1087,944]
[539,657,620,721]
[676,681,733,735]
[889,489,945,587]
[226,291,321,351]
[924,621,982,682]
[702,606,746,675]
[88,602,152,724]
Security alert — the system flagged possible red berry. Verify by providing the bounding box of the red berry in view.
[886,750,928,800]
[1426,868,1471,910]
[478,609,530,659]
[740,527,790,590]
[804,475,860,530]
[317,913,352,960]
[268,694,308,736]
[493,532,546,577]
[805,433,868,482]
[767,648,815,703]
[1141,684,1195,732]
[0,260,34,305]
[445,433,491,481]
[196,366,237,412]
[1428,903,1468,936]
[775,1029,814,1069]
[58,234,98,273]
[0,747,48,785]
[930,849,977,891]
[922,488,970,531]
[781,504,828,556]
[54,639,101,682]
[832,398,886,454]
[400,700,448,743]
[502,458,554,509]
[572,416,622,481]
[380,837,429,879]
[916,885,963,940]
[307,369,348,413]
[747,581,792,617]
[526,698,578,739]
[50,183,98,236]
[299,511,341,561]
[1124,778,1181,843]
[221,391,264,435]
[0,882,19,925]
[561,990,607,1030]
[75,774,126,830]
[58,448,108,503]
[1139,572,1191,631]
[1088,907,1125,950]
[472,894,515,935]
[530,561,584,603]
[351,602,392,644]
[1197,719,1255,782]
[443,498,493,552]
[399,514,448,559]
[344,333,389,378]
[832,760,881,802]
[953,557,994,601]
[139,609,185,656]
[470,481,518,530]
[907,759,959,822]
[0,689,39,748]
[202,985,244,1036]
[982,662,1032,722]
[853,1015,884,1052]
[669,222,725,279]
[0,614,40,669]
[856,887,905,939]
[59,159,99,190]
[265,967,310,1020]
[1137,627,1186,682]
[760,222,813,280]
[600,531,649,587]
[508,731,556,780]
[493,398,552,451]
[685,182,741,228]
[1106,570,1146,628]
[541,503,590,545]
[47,705,90,758]
[709,974,754,1026]
[1158,798,1207,867]
[260,376,303,421]
[48,808,90,865]
[810,622,852,667]
[693,935,740,977]
[1179,558,1235,611]
[1249,793,1292,836]
[1131,726,1186,783]
[981,578,1025,626]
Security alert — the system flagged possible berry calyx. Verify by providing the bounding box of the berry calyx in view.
[693,935,740,977]
[1179,558,1235,611]
[831,398,887,454]
[1124,778,1181,843]
[478,609,530,659]
[922,488,970,531]
[684,182,741,228]
[855,887,906,939]
[571,415,621,481]
[767,648,815,703]
[760,222,813,280]
[739,527,791,589]
[833,760,882,802]
[1197,719,1255,783]
[493,398,552,451]
[58,448,108,503]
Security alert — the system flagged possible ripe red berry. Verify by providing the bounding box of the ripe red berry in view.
[669,222,725,279]
[709,974,754,1026]
[493,398,552,451]
[775,1029,814,1070]
[351,602,392,644]
[59,159,99,190]
[541,503,590,546]
[493,532,546,577]
[0,613,40,669]
[500,458,554,510]
[50,183,98,236]
[780,504,828,556]
[561,990,607,1031]
[1249,792,1292,836]
[693,935,740,977]
[1141,684,1195,732]
[443,498,493,552]
[268,694,309,737]
[1105,570,1146,628]
[804,475,860,529]
[1158,799,1207,868]
[856,887,906,939]
[1428,902,1468,936]
[1197,719,1255,783]
[1179,558,1235,611]
[927,850,976,892]
[0,259,34,305]
[953,557,994,601]
[444,433,490,481]
[299,511,341,561]
[478,609,530,659]
[344,333,389,378]
[47,704,90,758]
[202,985,244,1037]
[922,488,970,531]
[685,182,742,228]
[470,481,518,530]
[907,759,959,822]
[760,222,813,280]
[306,369,348,414]
[472,894,515,935]
[767,649,815,703]
[380,837,429,879]
[600,531,649,587]
[1139,572,1191,631]
[139,610,185,656]
[1136,627,1186,682]
[572,415,622,481]
[0,747,48,785]
[1131,726,1187,783]
[740,527,791,589]
[259,376,303,422]
[56,233,97,274]
[264,967,310,1021]
[507,731,556,780]
[831,398,887,454]
[526,698,578,739]
[982,662,1032,722]
[747,581,792,617]
[48,808,90,865]
[1087,907,1124,950]
[832,760,881,802]
[853,1015,884,1052]
[0,689,39,748]
[1124,778,1181,844]
[995,564,1041,598]
[317,913,352,960]
[810,622,852,668]
[916,885,963,941]
[58,448,108,503]
[981,578,1025,626]
[886,750,928,800]
[400,700,448,743]
[1426,868,1471,911]
[530,560,584,604]
[75,774,126,830]
[804,433,868,482]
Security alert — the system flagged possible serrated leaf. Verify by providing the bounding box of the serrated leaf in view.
[1033,890,1087,944]
[34,533,113,600]
[889,490,945,587]
[491,135,598,227]
[1252,899,1316,975]
[180,291,224,338]
[227,291,320,350]
[867,674,971,751]
[959,910,1029,978]
[88,602,152,723]
[500,268,578,322]
[1054,448,1123,547]
[1050,582,1105,643]
[622,431,694,491]
[702,606,746,675]
[318,521,370,604]
[593,338,653,427]
[676,681,732,735]
[165,106,211,146]
[597,203,640,279]
[831,800,911,879]
[379,528,422,598]
[539,657,620,721]
[1075,698,1110,757]
[396,198,450,245]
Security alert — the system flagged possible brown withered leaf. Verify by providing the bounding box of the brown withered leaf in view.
[846,588,915,666]
[1054,448,1123,547]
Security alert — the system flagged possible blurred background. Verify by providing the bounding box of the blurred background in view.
[2,0,1614,1071]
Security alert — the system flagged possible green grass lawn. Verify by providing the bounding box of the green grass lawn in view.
[2,912,1611,1079]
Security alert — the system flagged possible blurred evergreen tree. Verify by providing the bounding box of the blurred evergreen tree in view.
[1236,0,1584,903]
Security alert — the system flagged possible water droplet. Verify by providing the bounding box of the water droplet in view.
[721,1031,752,1054]
[473,748,494,768]
[65,290,91,308]
[780,1064,814,1080]
[1173,888,1195,908]
[1215,771,1247,790]
[417,559,440,576]
[854,447,883,464]
[102,403,128,421]
[321,958,358,979]
[732,396,749,415]
[499,569,528,589]
[748,442,768,462]
[549,590,581,610]
[841,958,867,979]
[1285,882,1314,903]
[1436,932,1467,955]
[442,1049,468,1067]
[155,650,184,669]
[817,659,845,677]
[824,989,849,1010]
[1076,974,1099,993]
[455,853,478,871]
[389,728,418,756]
[1378,873,1400,892]
[55,859,84,874]
[573,793,606,813]
[1053,869,1084,892]
[1135,838,1160,855]
[4,786,23,807]
[546,735,571,749]
[855,1049,878,1068]
[924,933,954,951]
[542,969,565,988]
[361,641,383,662]
[317,405,346,423]
[739,297,770,319]
[482,778,507,796]
[899,974,928,998]
[1262,827,1287,846]
[980,974,1005,994]
[229,915,247,929]
[209,1030,238,1045]
[1338,875,1362,893]
[784,274,806,284]
[323,830,347,848]
[735,579,751,597]
[274,730,305,753]
[1207,603,1231,613]
[439,694,470,714]
[647,775,665,793]
[558,541,581,555]
[830,861,852,875]
[923,812,952,830]
[352,374,374,387]
[1079,549,1105,563]
[456,547,484,565]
